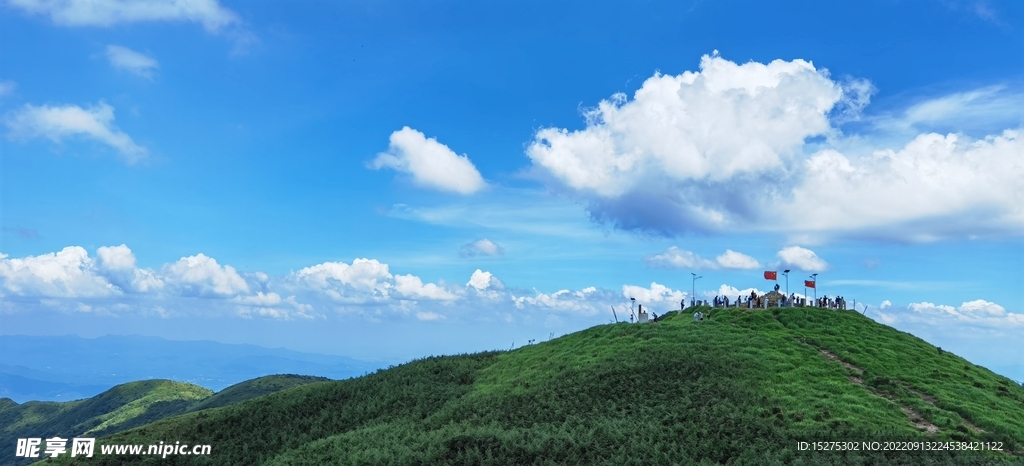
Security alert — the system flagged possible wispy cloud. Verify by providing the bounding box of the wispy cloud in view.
[871,86,1024,136]
[459,239,504,257]
[8,0,240,31]
[0,80,15,98]
[5,101,147,163]
[106,45,159,78]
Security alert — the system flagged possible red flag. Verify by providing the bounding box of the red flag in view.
[804,280,816,289]
[764,271,777,280]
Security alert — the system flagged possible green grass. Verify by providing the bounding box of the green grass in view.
[1,380,211,464]
[186,375,330,413]
[45,306,1024,465]
[3,375,330,464]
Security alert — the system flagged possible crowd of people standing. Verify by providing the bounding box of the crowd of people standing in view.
[697,292,847,310]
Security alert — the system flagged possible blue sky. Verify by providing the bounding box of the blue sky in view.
[1,1,1023,378]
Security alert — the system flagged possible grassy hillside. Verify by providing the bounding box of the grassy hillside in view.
[4,375,330,464]
[1,380,210,464]
[47,306,1024,464]
[186,375,330,412]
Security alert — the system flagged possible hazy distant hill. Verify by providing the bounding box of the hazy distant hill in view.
[186,375,330,412]
[1,375,331,464]
[0,335,384,402]
[44,306,1024,464]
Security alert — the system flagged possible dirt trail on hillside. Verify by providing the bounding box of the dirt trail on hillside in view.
[806,343,940,435]
[905,385,986,434]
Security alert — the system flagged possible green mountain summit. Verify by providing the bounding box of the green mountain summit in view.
[30,306,1024,464]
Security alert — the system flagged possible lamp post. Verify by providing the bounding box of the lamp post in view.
[691,273,702,308]
[782,269,790,306]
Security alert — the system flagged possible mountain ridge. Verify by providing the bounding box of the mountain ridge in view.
[37,305,1024,464]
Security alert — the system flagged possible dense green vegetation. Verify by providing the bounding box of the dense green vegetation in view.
[3,376,329,464]
[186,375,330,413]
[2,380,210,464]
[42,306,1024,465]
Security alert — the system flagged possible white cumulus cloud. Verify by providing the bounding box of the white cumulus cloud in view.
[512,286,606,314]
[710,284,765,299]
[788,130,1024,240]
[459,238,504,257]
[899,299,1023,327]
[527,52,843,233]
[294,258,393,301]
[644,247,760,270]
[8,0,239,31]
[95,244,163,293]
[524,52,1024,241]
[467,269,503,291]
[370,127,486,195]
[164,253,249,297]
[0,246,119,297]
[393,274,458,301]
[715,249,761,269]
[106,45,159,78]
[621,282,687,309]
[5,101,147,163]
[776,246,829,272]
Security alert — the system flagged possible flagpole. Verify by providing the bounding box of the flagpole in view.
[782,269,790,306]
[691,273,702,308]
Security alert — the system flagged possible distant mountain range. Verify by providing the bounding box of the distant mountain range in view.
[0,335,385,403]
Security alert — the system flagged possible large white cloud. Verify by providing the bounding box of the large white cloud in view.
[164,253,249,297]
[8,0,239,31]
[294,258,393,300]
[527,53,846,232]
[0,247,119,297]
[106,45,159,78]
[525,53,1024,241]
[644,246,760,270]
[621,282,687,310]
[393,274,458,301]
[467,269,503,291]
[775,246,829,272]
[95,244,164,293]
[370,127,486,195]
[529,53,841,196]
[5,102,147,163]
[789,130,1023,240]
